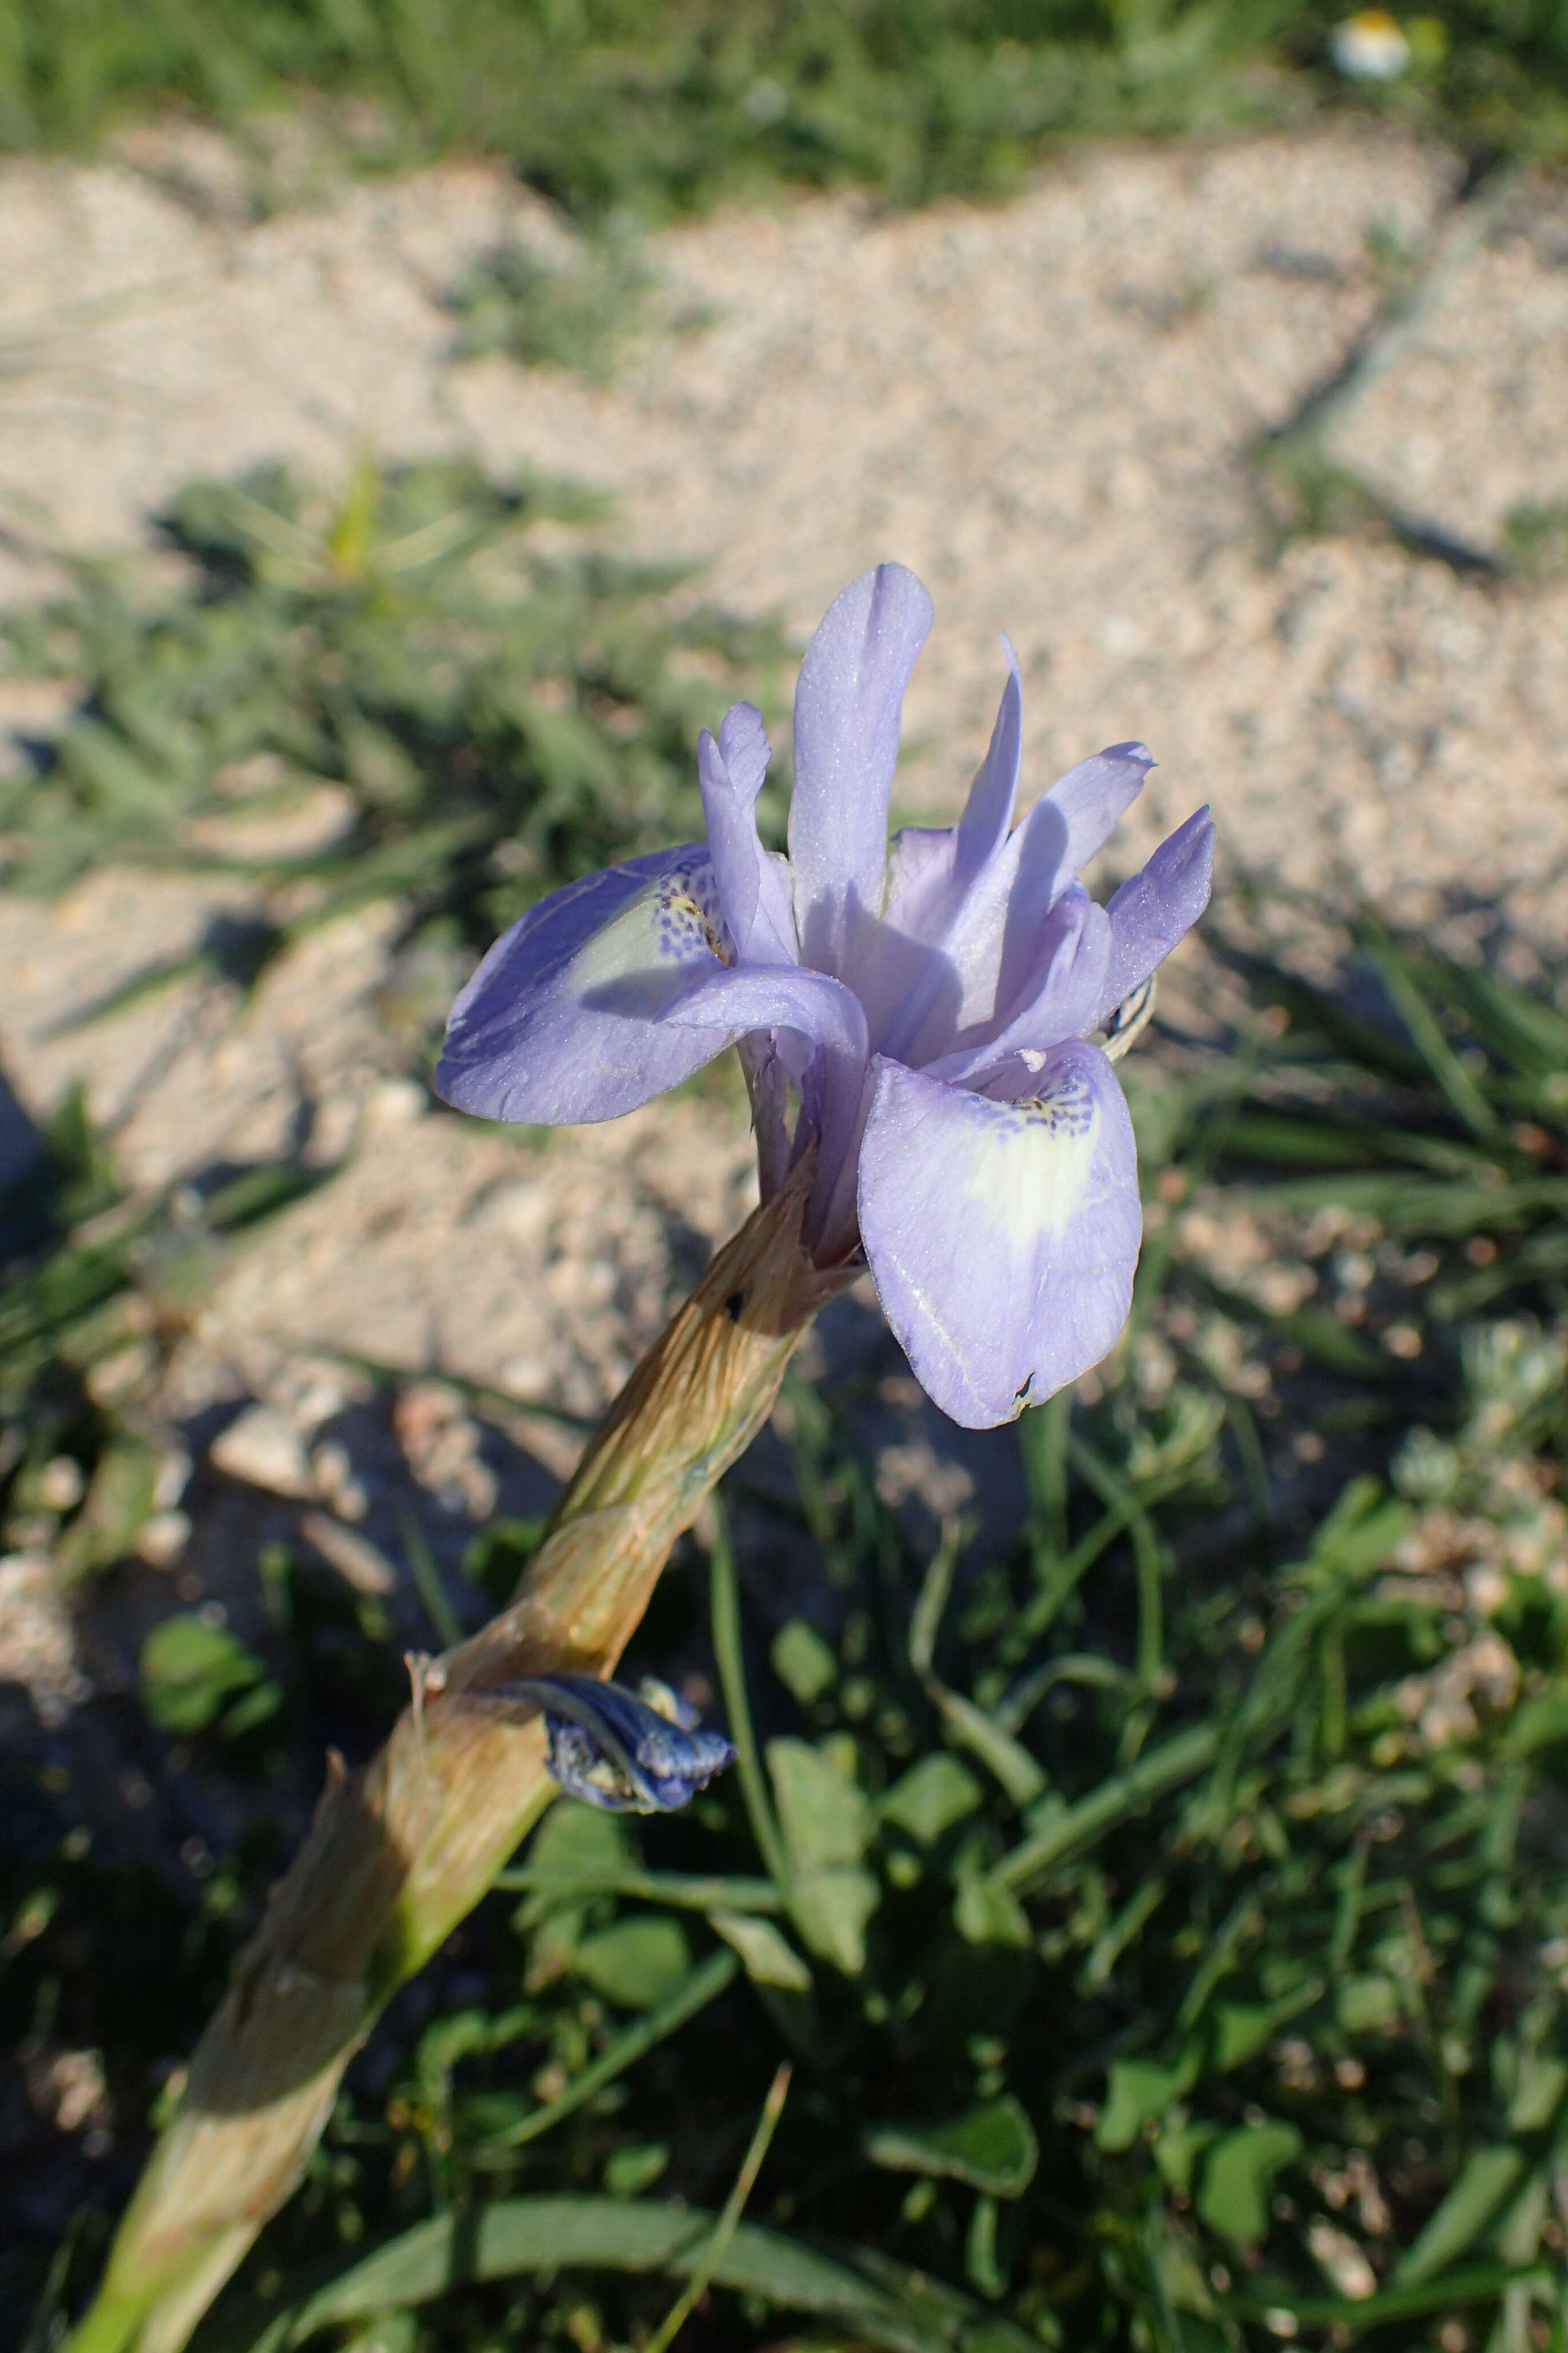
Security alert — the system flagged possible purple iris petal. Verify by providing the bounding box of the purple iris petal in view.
[437,847,739,1124]
[1045,740,1155,874]
[436,562,1215,1431]
[857,1039,1142,1429]
[789,563,933,980]
[951,640,1024,882]
[1093,805,1216,1029]
[854,656,1027,1067]
[697,703,797,966]
[665,964,870,1235]
[927,887,1112,1085]
[987,740,1149,1010]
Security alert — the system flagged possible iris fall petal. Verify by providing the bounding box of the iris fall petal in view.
[437,846,738,1124]
[858,1039,1142,1428]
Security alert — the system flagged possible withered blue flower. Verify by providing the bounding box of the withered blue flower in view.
[483,1673,736,1812]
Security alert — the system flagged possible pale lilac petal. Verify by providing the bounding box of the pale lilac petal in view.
[954,643,1022,881]
[1044,741,1154,874]
[848,827,958,1063]
[874,652,1021,934]
[697,703,796,967]
[436,848,736,1125]
[1091,806,1215,1029]
[972,743,1146,1023]
[665,962,870,1193]
[924,888,1112,1084]
[852,653,1026,1062]
[881,823,954,917]
[789,563,934,977]
[858,1041,1141,1428]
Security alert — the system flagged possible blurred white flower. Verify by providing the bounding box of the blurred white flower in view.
[1331,10,1411,78]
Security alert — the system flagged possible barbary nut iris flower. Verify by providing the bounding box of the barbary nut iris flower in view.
[436,564,1214,1428]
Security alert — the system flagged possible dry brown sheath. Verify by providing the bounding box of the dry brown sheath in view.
[72,1161,850,2353]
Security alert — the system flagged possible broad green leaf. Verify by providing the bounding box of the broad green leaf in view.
[1196,2120,1303,2245]
[952,1873,1031,1950]
[771,1618,837,1704]
[1097,2057,1195,2152]
[768,1736,871,1869]
[866,2097,1039,2197]
[789,1865,879,1976]
[1336,1973,1402,2035]
[514,1800,628,1924]
[1508,2052,1568,2133]
[767,1736,880,1968]
[709,1911,813,1992]
[1153,2118,1220,2194]
[574,1916,692,2009]
[1210,1979,1323,2071]
[1504,1690,1568,1759]
[604,2144,669,2198]
[140,1614,273,1737]
[880,1753,983,1846]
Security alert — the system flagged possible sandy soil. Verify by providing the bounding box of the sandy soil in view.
[1,120,1565,1721]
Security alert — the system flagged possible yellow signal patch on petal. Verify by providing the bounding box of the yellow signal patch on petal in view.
[858,1043,1142,1429]
[958,1062,1103,1259]
[570,855,732,1011]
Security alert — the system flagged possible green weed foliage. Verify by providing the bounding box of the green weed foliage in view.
[1,0,1567,215]
[0,459,787,1017]
[2,477,1567,2345]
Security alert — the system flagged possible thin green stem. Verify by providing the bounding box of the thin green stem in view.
[1008,1463,1190,1654]
[398,1510,464,1650]
[642,2061,792,2353]
[989,1722,1218,1895]
[474,1950,737,2159]
[709,1508,793,1896]
[494,1867,782,1913]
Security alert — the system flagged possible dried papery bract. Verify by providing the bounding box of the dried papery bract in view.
[71,1160,851,2353]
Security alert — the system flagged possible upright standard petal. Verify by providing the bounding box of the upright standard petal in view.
[852,655,1026,1065]
[789,562,933,978]
[954,641,1023,882]
[697,702,796,966]
[1092,805,1215,1029]
[858,1040,1141,1428]
[1044,741,1154,875]
[436,847,737,1126]
[924,887,1112,1085]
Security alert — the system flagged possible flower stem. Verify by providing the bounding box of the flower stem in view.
[69,1160,848,2353]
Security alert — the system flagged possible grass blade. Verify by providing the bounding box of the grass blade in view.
[642,2061,792,2353]
[709,1508,793,1896]
[474,1950,737,2157]
[211,2196,1001,2353]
